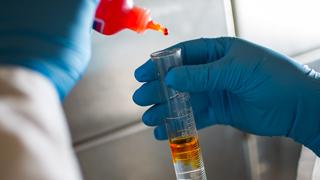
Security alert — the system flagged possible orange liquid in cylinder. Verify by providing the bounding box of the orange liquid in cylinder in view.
[93,0,168,36]
[169,136,202,169]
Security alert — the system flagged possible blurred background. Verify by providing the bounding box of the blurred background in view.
[63,0,320,179]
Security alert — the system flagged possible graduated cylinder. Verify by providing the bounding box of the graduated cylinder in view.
[151,48,207,180]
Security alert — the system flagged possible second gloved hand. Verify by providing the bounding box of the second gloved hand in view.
[133,37,320,156]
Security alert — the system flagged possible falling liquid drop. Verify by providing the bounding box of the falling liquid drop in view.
[163,28,169,36]
[147,20,169,36]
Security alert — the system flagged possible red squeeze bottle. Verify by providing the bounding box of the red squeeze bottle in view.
[93,0,168,36]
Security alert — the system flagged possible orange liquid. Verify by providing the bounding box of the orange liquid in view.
[147,20,169,36]
[169,136,202,168]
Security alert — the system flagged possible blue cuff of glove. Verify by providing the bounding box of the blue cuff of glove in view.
[307,133,320,157]
[0,60,76,100]
[22,62,76,100]
[0,31,88,100]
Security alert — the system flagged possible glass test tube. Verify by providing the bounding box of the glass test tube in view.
[151,48,207,180]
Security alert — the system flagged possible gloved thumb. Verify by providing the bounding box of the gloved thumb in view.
[165,59,230,92]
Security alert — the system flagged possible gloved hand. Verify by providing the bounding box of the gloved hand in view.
[0,0,98,99]
[133,37,320,156]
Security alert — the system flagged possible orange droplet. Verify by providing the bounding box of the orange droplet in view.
[163,28,169,36]
[147,20,169,36]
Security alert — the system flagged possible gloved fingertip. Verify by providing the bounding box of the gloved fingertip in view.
[134,59,156,82]
[142,112,152,126]
[164,72,173,87]
[132,91,139,105]
[164,67,184,90]
[134,66,145,82]
[132,89,147,106]
[154,128,168,140]
[164,68,176,86]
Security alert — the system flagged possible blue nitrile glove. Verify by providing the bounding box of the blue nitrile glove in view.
[0,0,98,99]
[133,37,320,156]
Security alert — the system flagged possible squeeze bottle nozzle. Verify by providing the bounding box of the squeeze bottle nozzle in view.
[93,0,168,36]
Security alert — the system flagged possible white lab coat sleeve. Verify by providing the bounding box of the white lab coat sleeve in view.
[0,67,82,180]
[297,146,320,180]
[312,157,320,179]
